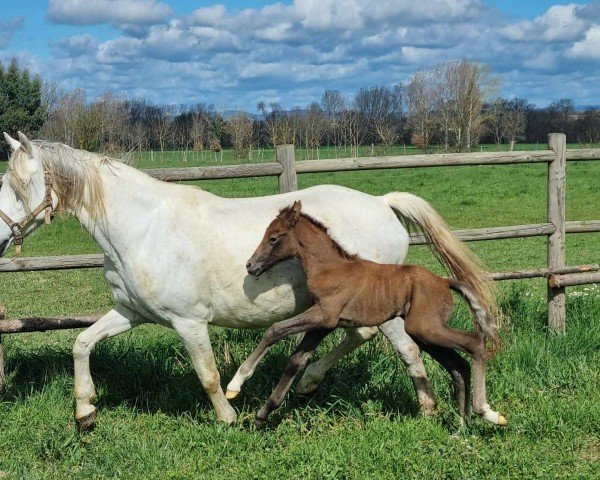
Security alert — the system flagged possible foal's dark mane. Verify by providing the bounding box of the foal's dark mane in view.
[278,205,357,261]
[300,213,359,261]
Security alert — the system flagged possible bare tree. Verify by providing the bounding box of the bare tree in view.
[301,102,326,158]
[293,103,326,159]
[40,88,86,146]
[257,101,293,146]
[340,108,367,157]
[576,107,600,143]
[501,109,525,151]
[321,90,346,155]
[225,113,253,159]
[261,103,296,146]
[406,69,438,151]
[151,105,175,158]
[96,92,129,153]
[41,81,62,118]
[486,98,506,145]
[130,121,147,153]
[444,61,500,151]
[549,98,575,136]
[354,85,403,149]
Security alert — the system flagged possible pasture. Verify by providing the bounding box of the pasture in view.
[0,145,599,478]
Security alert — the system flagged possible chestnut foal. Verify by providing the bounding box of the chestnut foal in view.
[227,201,507,427]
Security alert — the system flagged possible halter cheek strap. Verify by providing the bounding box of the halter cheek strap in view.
[0,171,54,256]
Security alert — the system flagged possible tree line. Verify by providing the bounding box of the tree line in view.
[2,58,600,160]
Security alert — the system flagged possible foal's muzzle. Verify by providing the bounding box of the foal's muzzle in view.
[246,260,264,277]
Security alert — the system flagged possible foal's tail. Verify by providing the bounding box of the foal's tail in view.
[383,192,500,323]
[448,280,500,353]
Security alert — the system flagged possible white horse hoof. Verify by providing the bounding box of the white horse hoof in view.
[296,375,321,395]
[217,406,237,425]
[75,407,97,431]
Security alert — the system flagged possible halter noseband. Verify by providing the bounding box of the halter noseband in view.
[0,170,54,256]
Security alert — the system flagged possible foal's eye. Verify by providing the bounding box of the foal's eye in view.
[269,236,279,245]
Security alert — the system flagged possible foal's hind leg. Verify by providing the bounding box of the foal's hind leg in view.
[471,347,507,425]
[256,328,332,426]
[406,311,506,426]
[420,345,471,426]
[434,329,506,425]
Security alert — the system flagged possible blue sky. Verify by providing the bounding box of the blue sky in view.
[1,1,599,110]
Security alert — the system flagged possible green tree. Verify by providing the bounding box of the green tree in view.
[0,58,46,157]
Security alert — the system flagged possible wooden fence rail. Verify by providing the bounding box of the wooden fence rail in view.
[1,134,599,384]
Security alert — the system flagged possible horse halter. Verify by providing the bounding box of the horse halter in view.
[0,170,54,256]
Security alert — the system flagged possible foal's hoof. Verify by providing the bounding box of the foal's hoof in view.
[497,414,508,426]
[254,416,267,428]
[225,389,239,400]
[75,409,97,432]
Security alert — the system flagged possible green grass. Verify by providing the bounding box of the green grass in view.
[0,144,599,478]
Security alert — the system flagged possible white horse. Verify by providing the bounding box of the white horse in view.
[0,132,487,429]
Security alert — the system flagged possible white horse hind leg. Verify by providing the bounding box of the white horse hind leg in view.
[296,326,378,395]
[73,306,141,430]
[378,317,437,416]
[172,319,237,425]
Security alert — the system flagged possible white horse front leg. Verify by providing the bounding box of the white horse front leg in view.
[73,306,141,430]
[172,319,237,425]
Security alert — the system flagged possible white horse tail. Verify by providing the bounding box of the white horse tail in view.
[448,280,500,351]
[383,192,499,323]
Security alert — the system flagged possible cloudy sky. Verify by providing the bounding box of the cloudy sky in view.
[1,1,599,110]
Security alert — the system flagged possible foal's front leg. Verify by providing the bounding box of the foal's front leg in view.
[296,326,378,395]
[255,328,332,425]
[226,305,324,398]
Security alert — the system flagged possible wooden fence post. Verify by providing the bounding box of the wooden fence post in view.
[547,133,567,334]
[0,304,5,389]
[276,144,297,193]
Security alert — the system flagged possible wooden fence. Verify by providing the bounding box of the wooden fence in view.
[1,133,599,386]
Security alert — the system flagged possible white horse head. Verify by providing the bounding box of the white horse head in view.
[0,132,108,257]
[0,132,58,256]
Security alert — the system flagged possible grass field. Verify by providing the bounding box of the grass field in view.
[0,144,599,478]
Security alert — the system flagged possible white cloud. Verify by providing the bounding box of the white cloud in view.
[0,16,24,49]
[569,24,600,59]
[53,34,98,58]
[501,4,588,42]
[188,5,227,27]
[48,0,172,27]
[33,0,600,109]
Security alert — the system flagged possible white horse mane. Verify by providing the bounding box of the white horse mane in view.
[8,140,114,220]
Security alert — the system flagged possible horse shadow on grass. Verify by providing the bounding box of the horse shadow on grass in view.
[1,335,427,425]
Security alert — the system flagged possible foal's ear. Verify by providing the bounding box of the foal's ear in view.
[283,200,302,227]
[292,200,302,216]
[289,200,302,225]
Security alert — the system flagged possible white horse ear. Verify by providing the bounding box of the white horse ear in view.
[17,131,33,156]
[3,132,21,152]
